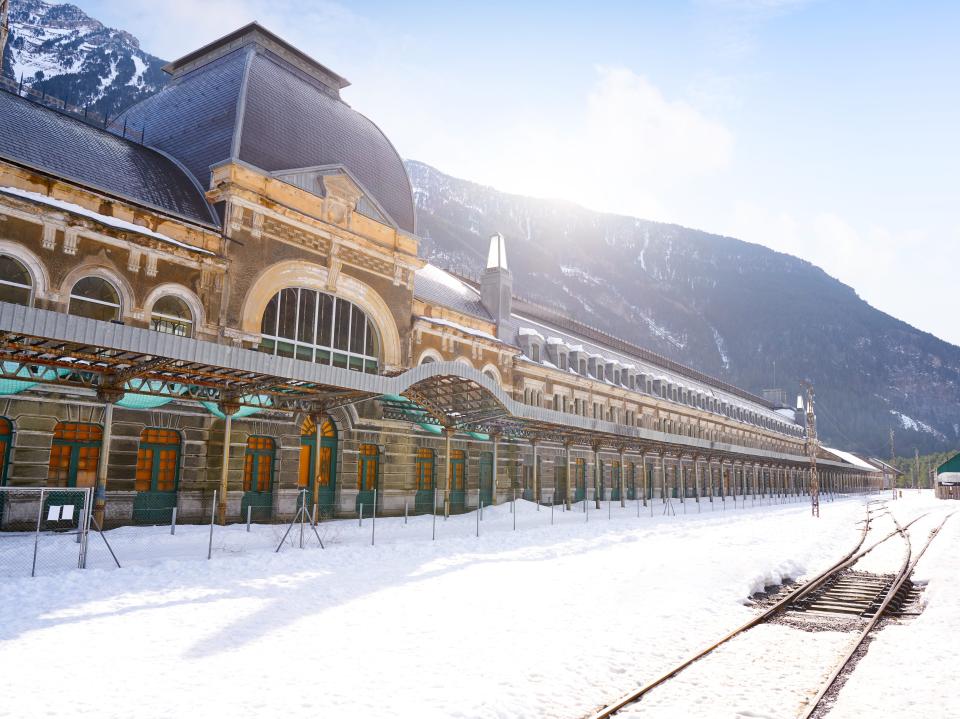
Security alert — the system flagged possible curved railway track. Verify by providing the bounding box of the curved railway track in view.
[585,502,952,719]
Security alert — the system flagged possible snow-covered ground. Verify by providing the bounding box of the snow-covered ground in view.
[0,492,953,718]
[830,493,960,719]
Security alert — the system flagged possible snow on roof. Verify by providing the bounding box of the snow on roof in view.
[0,186,215,255]
[822,447,878,471]
[417,316,501,343]
[546,336,565,345]
[518,327,544,339]
[418,263,476,297]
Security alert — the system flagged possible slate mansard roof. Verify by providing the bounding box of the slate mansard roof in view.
[116,24,416,234]
[0,90,218,227]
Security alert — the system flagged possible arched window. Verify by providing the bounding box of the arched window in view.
[420,355,436,365]
[69,277,121,321]
[260,287,380,373]
[150,296,193,337]
[416,448,435,490]
[49,422,102,487]
[0,255,32,306]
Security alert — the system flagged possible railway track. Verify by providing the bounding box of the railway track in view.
[585,502,952,719]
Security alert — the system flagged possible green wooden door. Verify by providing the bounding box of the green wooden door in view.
[610,462,621,501]
[46,423,100,527]
[415,448,436,513]
[242,436,275,521]
[479,452,493,505]
[133,429,181,523]
[356,444,379,516]
[574,459,585,502]
[449,450,466,513]
[300,428,338,517]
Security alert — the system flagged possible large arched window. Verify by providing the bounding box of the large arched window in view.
[150,296,193,337]
[69,277,121,321]
[0,255,33,306]
[260,287,380,373]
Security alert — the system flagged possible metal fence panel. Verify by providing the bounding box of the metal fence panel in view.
[0,487,91,577]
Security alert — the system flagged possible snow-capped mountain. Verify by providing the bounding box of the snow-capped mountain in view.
[1,0,955,455]
[1,0,166,116]
[407,160,960,456]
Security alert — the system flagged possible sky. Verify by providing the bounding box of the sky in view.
[77,0,960,346]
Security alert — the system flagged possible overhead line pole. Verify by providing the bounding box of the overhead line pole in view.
[889,428,896,500]
[803,382,819,518]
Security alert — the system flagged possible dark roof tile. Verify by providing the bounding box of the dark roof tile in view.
[0,90,217,226]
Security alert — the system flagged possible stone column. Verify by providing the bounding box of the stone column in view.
[491,432,500,506]
[218,412,232,525]
[93,385,121,527]
[565,441,573,510]
[659,452,666,503]
[312,409,325,518]
[531,438,539,504]
[694,456,701,504]
[641,452,648,507]
[679,457,686,503]
[444,427,453,517]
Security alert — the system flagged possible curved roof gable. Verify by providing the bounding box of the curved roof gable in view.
[116,24,415,234]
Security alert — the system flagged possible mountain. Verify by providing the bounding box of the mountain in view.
[2,0,956,455]
[407,160,960,456]
[1,0,166,117]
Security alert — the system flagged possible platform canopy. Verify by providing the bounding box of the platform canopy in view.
[0,302,872,470]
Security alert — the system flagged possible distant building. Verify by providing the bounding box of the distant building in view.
[936,453,960,500]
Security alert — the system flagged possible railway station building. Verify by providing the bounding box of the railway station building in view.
[0,24,880,529]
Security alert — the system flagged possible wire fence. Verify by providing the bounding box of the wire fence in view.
[0,483,867,577]
[0,487,92,577]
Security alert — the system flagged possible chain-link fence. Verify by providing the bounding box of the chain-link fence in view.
[0,487,92,577]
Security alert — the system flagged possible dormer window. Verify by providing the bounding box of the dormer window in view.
[531,345,541,363]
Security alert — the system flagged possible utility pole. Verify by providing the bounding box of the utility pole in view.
[889,429,896,499]
[0,0,9,67]
[914,448,920,493]
[803,382,819,518]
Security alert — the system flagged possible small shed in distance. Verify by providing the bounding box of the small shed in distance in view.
[936,453,960,499]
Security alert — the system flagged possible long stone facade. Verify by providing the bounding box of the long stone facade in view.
[0,24,881,529]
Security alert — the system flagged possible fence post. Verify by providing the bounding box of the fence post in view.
[300,491,306,549]
[246,504,252,532]
[476,501,480,537]
[551,497,554,525]
[359,504,363,527]
[371,489,377,546]
[170,506,177,536]
[207,490,216,560]
[513,489,516,531]
[31,488,45,577]
[432,487,437,541]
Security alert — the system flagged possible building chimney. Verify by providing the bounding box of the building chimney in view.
[481,232,512,329]
[794,393,805,427]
